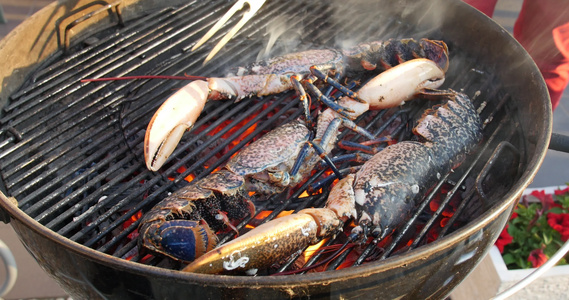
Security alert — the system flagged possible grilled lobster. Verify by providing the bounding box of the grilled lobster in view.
[182,89,483,274]
[138,58,447,263]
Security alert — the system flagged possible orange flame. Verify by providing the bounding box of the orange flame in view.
[276,210,294,218]
[124,210,142,230]
[253,210,273,220]
[130,210,142,223]
[303,239,328,261]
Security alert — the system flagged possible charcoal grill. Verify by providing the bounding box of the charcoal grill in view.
[0,0,555,299]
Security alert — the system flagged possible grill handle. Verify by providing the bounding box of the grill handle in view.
[491,133,569,299]
[56,0,124,52]
[549,132,569,153]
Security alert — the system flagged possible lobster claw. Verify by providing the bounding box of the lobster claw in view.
[182,208,342,274]
[140,219,217,262]
[144,80,210,171]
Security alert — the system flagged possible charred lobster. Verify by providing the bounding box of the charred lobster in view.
[138,58,447,263]
[144,38,449,171]
[182,89,483,274]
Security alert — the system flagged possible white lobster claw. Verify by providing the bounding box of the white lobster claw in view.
[358,58,446,110]
[144,80,210,171]
[331,58,446,120]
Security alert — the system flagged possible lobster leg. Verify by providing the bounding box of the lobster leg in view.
[304,76,356,119]
[291,75,314,125]
[289,117,342,177]
[337,138,390,154]
[310,67,363,103]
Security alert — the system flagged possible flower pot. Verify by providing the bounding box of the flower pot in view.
[451,186,569,299]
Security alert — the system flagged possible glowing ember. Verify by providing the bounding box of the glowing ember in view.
[123,210,142,232]
[176,166,196,183]
[276,210,294,218]
[206,110,261,157]
[440,217,450,228]
[245,210,294,229]
[253,210,273,220]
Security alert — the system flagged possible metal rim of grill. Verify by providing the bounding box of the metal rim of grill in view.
[0,0,553,296]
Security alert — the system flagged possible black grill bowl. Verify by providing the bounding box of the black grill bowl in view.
[0,0,551,299]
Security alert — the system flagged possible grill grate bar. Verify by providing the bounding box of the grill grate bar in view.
[48,156,146,233]
[111,234,139,260]
[6,92,128,188]
[17,120,134,212]
[32,146,140,223]
[4,97,123,186]
[71,171,152,244]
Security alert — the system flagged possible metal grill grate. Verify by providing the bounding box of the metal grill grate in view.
[0,0,524,273]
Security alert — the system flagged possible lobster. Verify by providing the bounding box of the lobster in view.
[137,58,447,263]
[144,38,449,171]
[182,89,483,274]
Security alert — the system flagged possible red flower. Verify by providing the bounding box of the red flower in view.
[530,190,554,211]
[547,212,569,241]
[510,211,518,220]
[554,186,569,196]
[528,249,548,268]
[495,225,513,253]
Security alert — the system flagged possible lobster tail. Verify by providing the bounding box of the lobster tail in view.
[342,38,449,73]
[419,39,450,72]
[414,90,483,168]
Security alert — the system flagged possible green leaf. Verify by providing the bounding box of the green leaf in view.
[502,253,516,265]
[517,256,528,269]
[543,233,552,245]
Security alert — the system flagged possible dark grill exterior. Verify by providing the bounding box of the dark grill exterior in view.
[0,0,553,298]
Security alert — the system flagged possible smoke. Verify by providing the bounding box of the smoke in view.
[328,0,450,49]
[252,0,453,61]
[256,15,302,61]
